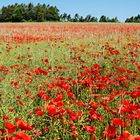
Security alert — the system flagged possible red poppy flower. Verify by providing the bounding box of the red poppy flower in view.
[112,118,123,126]
[37,91,50,100]
[70,125,76,131]
[45,126,49,132]
[3,115,9,120]
[122,130,131,139]
[84,126,96,134]
[5,122,16,134]
[38,67,48,76]
[67,91,76,100]
[36,107,44,116]
[15,131,32,140]
[18,101,24,106]
[77,101,84,107]
[15,118,33,131]
[46,104,57,115]
[113,136,125,140]
[103,125,117,139]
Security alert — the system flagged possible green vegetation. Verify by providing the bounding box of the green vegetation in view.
[0,3,139,22]
[125,14,140,23]
[0,3,60,22]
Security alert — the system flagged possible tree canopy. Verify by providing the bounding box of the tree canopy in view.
[125,14,140,23]
[0,3,139,22]
[0,3,60,22]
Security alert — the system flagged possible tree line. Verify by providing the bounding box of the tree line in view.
[0,3,60,22]
[60,13,119,22]
[0,3,139,23]
[125,15,140,23]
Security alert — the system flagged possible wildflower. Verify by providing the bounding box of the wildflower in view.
[103,125,117,139]
[84,126,96,134]
[112,118,123,126]
[36,107,44,116]
[15,131,32,140]
[15,118,33,131]
[5,122,16,134]
[46,104,57,115]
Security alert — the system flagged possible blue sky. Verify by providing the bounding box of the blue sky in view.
[0,0,140,22]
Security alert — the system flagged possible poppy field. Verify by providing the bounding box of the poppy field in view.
[0,23,140,140]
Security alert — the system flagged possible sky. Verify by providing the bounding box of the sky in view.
[0,0,140,22]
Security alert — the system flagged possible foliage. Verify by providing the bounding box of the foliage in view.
[0,3,139,22]
[0,3,119,23]
[125,14,140,23]
[99,15,119,22]
[0,3,60,22]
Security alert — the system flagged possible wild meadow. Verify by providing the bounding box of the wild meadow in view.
[0,23,140,140]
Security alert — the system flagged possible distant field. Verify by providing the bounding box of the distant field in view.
[0,23,140,140]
